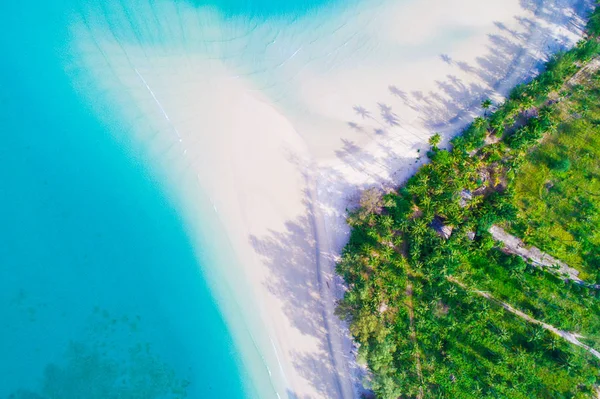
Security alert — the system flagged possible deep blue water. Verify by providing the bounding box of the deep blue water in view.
[0,1,270,398]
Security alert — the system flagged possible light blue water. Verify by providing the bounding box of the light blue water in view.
[0,0,312,398]
[185,0,337,17]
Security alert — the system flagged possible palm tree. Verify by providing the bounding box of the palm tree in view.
[482,99,493,115]
[429,133,442,148]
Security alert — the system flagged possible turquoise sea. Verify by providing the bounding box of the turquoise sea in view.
[0,0,343,397]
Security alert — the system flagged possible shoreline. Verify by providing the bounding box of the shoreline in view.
[65,0,594,397]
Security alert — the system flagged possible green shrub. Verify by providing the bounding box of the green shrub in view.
[551,157,571,172]
[574,39,600,62]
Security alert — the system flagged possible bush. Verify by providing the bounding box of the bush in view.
[507,124,544,149]
[461,118,488,149]
[574,39,600,62]
[551,157,571,172]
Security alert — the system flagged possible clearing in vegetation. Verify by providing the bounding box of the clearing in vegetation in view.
[509,63,600,281]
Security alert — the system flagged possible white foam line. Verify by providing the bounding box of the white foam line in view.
[245,329,289,398]
[274,46,303,69]
[134,67,182,142]
[269,337,288,386]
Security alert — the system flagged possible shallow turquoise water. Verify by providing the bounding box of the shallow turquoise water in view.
[0,1,292,398]
[185,0,338,17]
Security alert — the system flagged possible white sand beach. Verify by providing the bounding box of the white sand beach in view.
[66,0,593,397]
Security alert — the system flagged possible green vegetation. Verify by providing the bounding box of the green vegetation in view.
[510,70,600,280]
[482,99,493,116]
[337,7,600,398]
